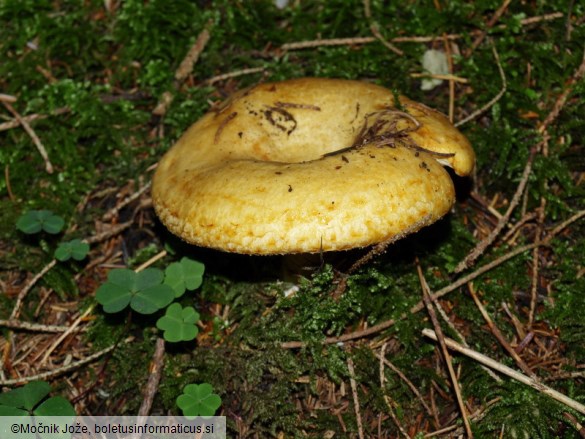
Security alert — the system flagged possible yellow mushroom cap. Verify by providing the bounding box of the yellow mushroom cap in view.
[152,78,475,254]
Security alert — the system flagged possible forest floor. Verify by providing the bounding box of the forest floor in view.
[1,1,584,437]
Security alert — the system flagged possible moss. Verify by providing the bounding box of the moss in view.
[1,0,584,435]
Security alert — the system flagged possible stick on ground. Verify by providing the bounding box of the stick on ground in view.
[422,329,585,415]
[417,265,473,438]
[138,337,166,416]
[347,356,365,439]
[2,101,54,173]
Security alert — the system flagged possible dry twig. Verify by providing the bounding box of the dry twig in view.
[468,283,536,378]
[0,320,81,333]
[442,35,456,122]
[205,67,266,85]
[138,337,166,416]
[375,349,435,420]
[10,259,57,320]
[281,208,584,347]
[537,45,585,134]
[281,36,376,51]
[455,149,535,273]
[40,305,95,366]
[362,0,404,58]
[410,72,469,83]
[85,220,134,244]
[134,250,168,272]
[529,201,546,327]
[0,344,117,386]
[281,13,563,52]
[468,0,513,53]
[2,101,53,173]
[174,27,212,83]
[0,93,17,103]
[152,24,212,117]
[346,357,365,439]
[0,107,70,132]
[417,265,473,438]
[455,42,507,128]
[378,343,410,438]
[4,165,14,201]
[422,329,585,415]
[102,182,152,221]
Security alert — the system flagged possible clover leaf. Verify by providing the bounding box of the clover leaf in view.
[96,268,175,314]
[16,210,65,234]
[156,303,200,342]
[0,381,76,439]
[164,257,205,298]
[176,383,221,418]
[54,239,90,261]
[0,381,75,416]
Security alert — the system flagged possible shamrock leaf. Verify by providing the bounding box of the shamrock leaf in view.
[176,383,221,418]
[54,239,90,261]
[0,381,75,416]
[0,382,77,439]
[96,268,175,314]
[164,257,205,297]
[0,381,51,412]
[156,303,200,342]
[16,210,64,234]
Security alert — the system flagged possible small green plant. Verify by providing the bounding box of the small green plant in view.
[95,268,175,314]
[176,383,222,418]
[164,257,205,298]
[16,210,65,235]
[156,303,200,342]
[54,239,90,262]
[0,381,75,417]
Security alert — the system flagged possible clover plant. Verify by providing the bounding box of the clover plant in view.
[176,383,222,418]
[0,381,75,417]
[16,210,65,235]
[156,303,200,342]
[95,268,175,314]
[54,239,90,262]
[164,257,205,298]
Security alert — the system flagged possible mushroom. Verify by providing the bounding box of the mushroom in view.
[152,78,474,267]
